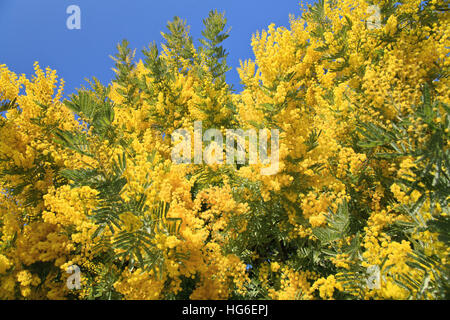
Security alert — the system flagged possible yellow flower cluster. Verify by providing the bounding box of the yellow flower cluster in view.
[0,254,11,274]
[310,275,343,300]
[269,266,314,300]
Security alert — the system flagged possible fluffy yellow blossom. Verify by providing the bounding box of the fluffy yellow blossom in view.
[0,255,12,274]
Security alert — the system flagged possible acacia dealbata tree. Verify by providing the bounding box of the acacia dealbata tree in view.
[0,0,449,299]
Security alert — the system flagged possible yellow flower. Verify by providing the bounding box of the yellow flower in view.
[271,262,281,273]
[0,255,12,274]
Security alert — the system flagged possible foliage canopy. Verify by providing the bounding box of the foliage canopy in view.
[0,0,449,299]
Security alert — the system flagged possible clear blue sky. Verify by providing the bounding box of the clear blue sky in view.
[0,0,311,97]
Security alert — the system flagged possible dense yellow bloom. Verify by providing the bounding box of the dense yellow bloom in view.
[0,254,11,274]
[311,275,343,300]
[0,0,448,300]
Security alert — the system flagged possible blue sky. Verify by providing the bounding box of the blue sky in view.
[0,0,311,97]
